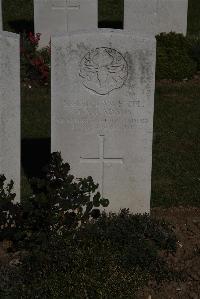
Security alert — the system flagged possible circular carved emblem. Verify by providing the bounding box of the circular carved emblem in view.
[79,47,128,95]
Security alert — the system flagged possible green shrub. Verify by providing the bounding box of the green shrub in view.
[0,152,109,249]
[0,153,178,298]
[0,211,178,299]
[0,176,19,242]
[76,210,177,277]
[21,32,50,85]
[188,36,200,71]
[156,32,197,80]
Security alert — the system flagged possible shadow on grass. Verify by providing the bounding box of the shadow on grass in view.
[8,19,34,33]
[22,138,51,179]
[98,21,123,29]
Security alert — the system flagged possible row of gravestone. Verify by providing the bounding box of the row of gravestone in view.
[0,0,188,47]
[0,0,187,213]
[34,0,188,48]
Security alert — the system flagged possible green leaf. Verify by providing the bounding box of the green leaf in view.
[100,198,109,208]
[93,192,101,207]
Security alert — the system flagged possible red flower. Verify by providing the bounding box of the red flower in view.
[28,32,41,46]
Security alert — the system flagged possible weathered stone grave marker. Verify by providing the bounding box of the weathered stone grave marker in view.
[156,0,188,35]
[124,0,157,35]
[80,135,124,197]
[0,32,20,201]
[34,0,98,48]
[52,0,80,31]
[124,0,188,36]
[51,30,156,213]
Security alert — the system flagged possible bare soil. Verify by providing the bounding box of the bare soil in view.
[137,207,200,299]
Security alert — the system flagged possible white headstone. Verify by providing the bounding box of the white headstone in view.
[34,0,98,48]
[124,0,188,36]
[0,0,2,30]
[156,0,188,35]
[51,30,156,214]
[0,32,20,201]
[124,0,157,36]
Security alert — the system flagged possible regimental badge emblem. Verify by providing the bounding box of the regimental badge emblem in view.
[79,47,128,95]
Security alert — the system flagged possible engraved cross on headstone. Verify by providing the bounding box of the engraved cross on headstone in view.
[80,135,123,197]
[52,0,80,31]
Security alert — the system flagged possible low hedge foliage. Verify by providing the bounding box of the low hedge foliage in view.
[0,152,109,248]
[0,153,178,298]
[188,36,200,72]
[0,212,178,298]
[156,32,199,80]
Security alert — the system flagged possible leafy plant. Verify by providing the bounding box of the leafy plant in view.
[0,152,109,249]
[188,36,200,71]
[0,210,178,298]
[156,32,197,80]
[0,154,179,298]
[75,209,177,279]
[0,175,19,242]
[20,32,50,85]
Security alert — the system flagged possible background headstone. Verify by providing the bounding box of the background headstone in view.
[34,0,98,48]
[0,32,20,201]
[0,0,2,30]
[124,0,157,35]
[124,0,188,36]
[156,0,188,35]
[52,30,156,214]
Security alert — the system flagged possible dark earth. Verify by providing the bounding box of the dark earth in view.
[137,207,200,299]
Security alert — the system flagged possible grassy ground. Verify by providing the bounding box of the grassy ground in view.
[21,85,50,139]
[187,0,200,36]
[152,81,200,207]
[2,0,200,207]
[2,0,33,33]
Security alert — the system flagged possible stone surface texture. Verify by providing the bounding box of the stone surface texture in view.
[51,30,156,214]
[0,32,20,201]
[124,0,188,36]
[34,0,98,48]
[157,0,188,35]
[124,0,157,36]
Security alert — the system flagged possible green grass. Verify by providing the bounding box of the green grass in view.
[187,0,200,36]
[152,82,200,207]
[21,85,50,139]
[2,0,33,33]
[99,0,123,27]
